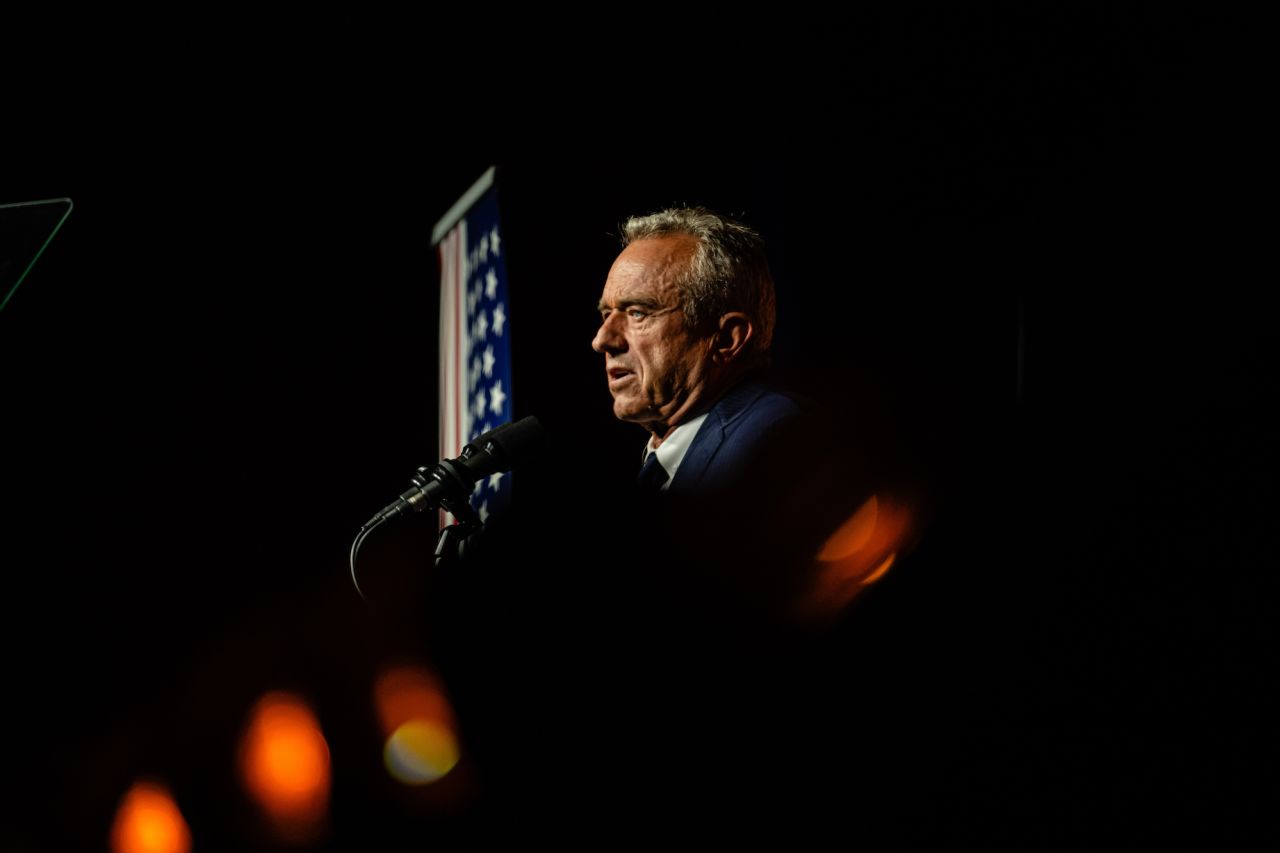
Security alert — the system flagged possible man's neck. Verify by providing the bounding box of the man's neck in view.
[645,386,716,448]
[643,364,762,448]
[643,391,701,448]
[648,424,675,449]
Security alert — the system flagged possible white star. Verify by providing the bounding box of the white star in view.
[473,479,483,497]
[489,379,507,415]
[475,310,488,341]
[485,268,499,300]
[474,389,486,420]
[478,501,489,523]
[482,345,495,378]
[470,355,481,386]
[477,232,488,263]
[492,302,506,336]
[490,225,500,256]
[467,283,478,316]
[488,470,504,490]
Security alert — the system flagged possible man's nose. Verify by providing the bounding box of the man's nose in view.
[592,313,626,354]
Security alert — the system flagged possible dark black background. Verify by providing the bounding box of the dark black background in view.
[3,11,1270,849]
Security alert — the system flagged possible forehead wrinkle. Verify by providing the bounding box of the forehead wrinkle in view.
[603,237,694,308]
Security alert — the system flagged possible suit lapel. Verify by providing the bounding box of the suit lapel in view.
[670,413,723,493]
[668,377,768,494]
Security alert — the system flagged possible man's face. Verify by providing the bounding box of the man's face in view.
[591,235,714,427]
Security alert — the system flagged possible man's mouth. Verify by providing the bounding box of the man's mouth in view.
[607,367,634,386]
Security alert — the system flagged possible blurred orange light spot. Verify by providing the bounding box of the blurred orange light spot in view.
[804,494,916,618]
[817,495,879,561]
[238,691,330,840]
[374,665,455,736]
[110,781,191,853]
[385,719,461,784]
[375,664,461,785]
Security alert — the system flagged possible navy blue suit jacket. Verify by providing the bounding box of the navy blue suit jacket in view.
[650,371,852,622]
[667,372,803,497]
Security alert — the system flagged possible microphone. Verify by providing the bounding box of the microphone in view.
[364,416,545,528]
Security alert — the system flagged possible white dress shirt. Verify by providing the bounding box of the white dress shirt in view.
[640,413,710,492]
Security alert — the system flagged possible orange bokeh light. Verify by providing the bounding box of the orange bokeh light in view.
[110,781,192,853]
[375,664,461,786]
[803,494,916,618]
[238,691,330,840]
[817,494,880,561]
[374,665,455,736]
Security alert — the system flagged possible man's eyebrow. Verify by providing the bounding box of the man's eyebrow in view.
[597,296,663,312]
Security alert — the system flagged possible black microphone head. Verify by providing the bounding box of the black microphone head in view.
[463,416,546,476]
[484,416,545,458]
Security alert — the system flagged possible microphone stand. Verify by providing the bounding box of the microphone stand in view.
[434,498,483,570]
[352,416,545,597]
[350,467,487,599]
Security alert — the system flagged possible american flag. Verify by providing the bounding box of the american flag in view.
[435,169,513,528]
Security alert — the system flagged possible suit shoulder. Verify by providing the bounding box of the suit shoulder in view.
[720,381,821,444]
[736,387,803,427]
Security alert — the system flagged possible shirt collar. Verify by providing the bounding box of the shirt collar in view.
[641,412,710,490]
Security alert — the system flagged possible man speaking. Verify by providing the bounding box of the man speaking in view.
[588,204,853,635]
[592,206,804,499]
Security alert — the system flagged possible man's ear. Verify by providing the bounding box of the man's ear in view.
[712,312,754,365]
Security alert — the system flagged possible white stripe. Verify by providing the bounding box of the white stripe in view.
[438,221,471,528]
[454,220,470,458]
[438,230,454,464]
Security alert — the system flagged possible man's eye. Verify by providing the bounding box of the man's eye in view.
[628,310,647,320]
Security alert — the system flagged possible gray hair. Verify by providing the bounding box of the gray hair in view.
[621,206,776,361]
